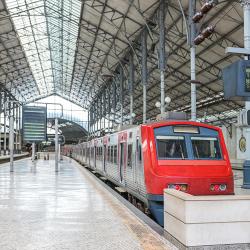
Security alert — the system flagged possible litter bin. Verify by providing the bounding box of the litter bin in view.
[242,160,250,189]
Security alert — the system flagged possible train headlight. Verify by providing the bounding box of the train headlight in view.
[168,184,187,192]
[210,184,227,192]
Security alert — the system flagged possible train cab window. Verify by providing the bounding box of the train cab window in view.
[127,144,133,168]
[114,145,117,164]
[156,136,187,159]
[191,137,222,159]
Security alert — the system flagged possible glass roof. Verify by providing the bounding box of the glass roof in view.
[6,0,81,96]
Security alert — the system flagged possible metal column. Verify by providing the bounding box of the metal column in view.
[0,92,2,156]
[159,0,166,115]
[31,142,35,162]
[18,105,22,153]
[96,100,99,136]
[87,109,90,137]
[129,53,134,124]
[108,86,111,132]
[189,0,197,121]
[112,81,116,128]
[120,66,124,126]
[9,102,14,172]
[103,91,106,131]
[141,28,148,123]
[59,143,61,161]
[55,118,59,172]
[3,93,6,155]
[15,104,18,154]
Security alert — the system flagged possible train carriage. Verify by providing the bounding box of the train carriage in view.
[66,119,234,226]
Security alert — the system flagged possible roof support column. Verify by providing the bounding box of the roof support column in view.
[18,105,22,153]
[0,92,2,156]
[15,104,18,154]
[189,0,197,121]
[129,53,134,125]
[9,102,14,172]
[120,66,124,126]
[141,28,148,124]
[55,118,59,172]
[87,109,90,138]
[96,100,99,136]
[159,0,166,115]
[108,86,111,133]
[103,91,106,132]
[112,81,117,128]
[4,94,7,155]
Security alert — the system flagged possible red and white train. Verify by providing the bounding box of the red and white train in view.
[63,120,234,225]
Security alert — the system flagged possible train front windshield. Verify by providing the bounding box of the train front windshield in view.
[156,136,188,159]
[154,125,223,160]
[191,137,221,159]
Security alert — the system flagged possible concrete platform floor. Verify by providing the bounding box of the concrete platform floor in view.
[0,157,174,250]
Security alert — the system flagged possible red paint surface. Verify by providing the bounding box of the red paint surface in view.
[141,121,234,196]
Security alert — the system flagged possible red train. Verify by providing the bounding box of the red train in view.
[64,120,234,226]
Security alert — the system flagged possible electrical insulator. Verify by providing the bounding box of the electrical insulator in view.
[192,12,203,23]
[201,25,215,38]
[193,25,215,45]
[193,34,205,45]
[200,1,215,14]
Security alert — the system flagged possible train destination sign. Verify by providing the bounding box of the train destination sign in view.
[23,106,47,142]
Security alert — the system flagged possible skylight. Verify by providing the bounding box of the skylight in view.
[6,0,82,97]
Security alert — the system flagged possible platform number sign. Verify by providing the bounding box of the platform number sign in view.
[246,67,250,92]
[22,106,47,142]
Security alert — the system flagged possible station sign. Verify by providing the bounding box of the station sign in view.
[22,106,47,142]
[47,134,65,145]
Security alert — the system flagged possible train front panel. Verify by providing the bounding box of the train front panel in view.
[141,121,234,225]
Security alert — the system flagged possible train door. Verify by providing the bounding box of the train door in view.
[119,143,124,182]
[103,145,107,173]
[135,136,143,190]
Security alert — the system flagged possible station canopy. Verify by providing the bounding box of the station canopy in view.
[0,0,245,125]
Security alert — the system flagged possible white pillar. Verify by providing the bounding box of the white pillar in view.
[9,112,14,172]
[55,118,59,172]
[59,143,61,161]
[32,142,35,162]
[190,47,197,121]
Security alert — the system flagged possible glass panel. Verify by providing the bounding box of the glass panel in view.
[191,137,222,159]
[114,146,117,164]
[156,136,187,159]
[127,144,132,168]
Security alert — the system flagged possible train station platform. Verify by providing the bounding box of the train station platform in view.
[0,156,173,250]
[0,152,29,163]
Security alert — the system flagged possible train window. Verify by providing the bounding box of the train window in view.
[191,137,222,160]
[114,145,117,164]
[110,146,114,163]
[107,146,110,162]
[136,138,142,163]
[127,144,133,168]
[156,136,187,159]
